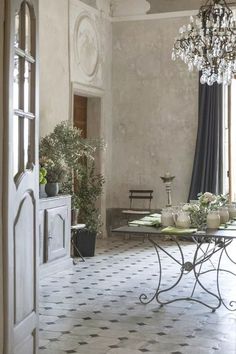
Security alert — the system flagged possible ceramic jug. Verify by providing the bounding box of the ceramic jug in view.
[174,211,191,229]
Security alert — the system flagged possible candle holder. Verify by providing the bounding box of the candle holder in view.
[160,173,175,207]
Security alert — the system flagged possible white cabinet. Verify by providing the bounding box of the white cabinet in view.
[39,195,72,277]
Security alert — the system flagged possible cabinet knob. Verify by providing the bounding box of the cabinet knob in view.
[48,233,53,240]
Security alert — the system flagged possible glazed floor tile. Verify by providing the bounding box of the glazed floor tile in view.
[39,236,236,354]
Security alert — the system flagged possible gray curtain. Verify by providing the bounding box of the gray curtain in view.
[188,80,223,201]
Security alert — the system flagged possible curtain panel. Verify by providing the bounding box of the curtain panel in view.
[188,81,223,200]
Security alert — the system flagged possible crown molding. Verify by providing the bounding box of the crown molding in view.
[111,9,199,22]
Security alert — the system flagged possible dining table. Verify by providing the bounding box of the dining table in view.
[112,224,236,312]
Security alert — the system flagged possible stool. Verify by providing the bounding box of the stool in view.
[71,224,86,264]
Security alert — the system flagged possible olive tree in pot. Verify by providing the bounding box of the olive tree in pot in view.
[40,122,105,255]
[72,160,105,257]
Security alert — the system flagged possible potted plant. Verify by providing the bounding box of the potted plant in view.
[39,122,105,255]
[40,158,67,197]
[72,160,105,256]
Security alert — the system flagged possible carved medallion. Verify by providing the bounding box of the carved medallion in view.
[74,13,99,79]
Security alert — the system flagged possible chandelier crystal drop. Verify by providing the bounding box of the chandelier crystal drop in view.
[172,0,236,85]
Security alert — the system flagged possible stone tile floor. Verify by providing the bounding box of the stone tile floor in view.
[39,236,236,354]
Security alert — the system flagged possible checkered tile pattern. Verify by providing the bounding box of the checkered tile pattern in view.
[39,236,236,354]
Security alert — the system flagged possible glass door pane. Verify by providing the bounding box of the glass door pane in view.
[24,61,31,112]
[25,3,31,54]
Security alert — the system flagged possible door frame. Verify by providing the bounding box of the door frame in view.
[70,82,107,237]
[0,1,5,353]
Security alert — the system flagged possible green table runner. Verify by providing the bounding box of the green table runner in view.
[161,226,197,235]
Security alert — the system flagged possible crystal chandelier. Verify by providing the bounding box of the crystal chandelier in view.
[172,0,236,85]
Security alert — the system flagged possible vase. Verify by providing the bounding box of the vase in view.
[227,204,236,219]
[45,183,59,197]
[207,211,221,229]
[219,207,229,224]
[161,208,175,227]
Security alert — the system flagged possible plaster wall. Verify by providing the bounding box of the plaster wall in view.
[112,18,199,209]
[39,0,70,137]
[0,1,3,352]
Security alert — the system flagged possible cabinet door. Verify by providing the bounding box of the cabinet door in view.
[46,205,69,262]
[39,210,45,265]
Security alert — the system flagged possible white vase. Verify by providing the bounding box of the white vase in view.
[227,204,236,219]
[161,208,174,227]
[219,207,229,224]
[207,211,221,229]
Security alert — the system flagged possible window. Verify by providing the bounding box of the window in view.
[223,78,236,201]
[13,1,36,181]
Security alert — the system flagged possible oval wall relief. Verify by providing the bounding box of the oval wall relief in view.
[74,13,99,79]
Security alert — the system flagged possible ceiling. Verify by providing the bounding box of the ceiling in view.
[80,0,207,16]
[148,0,204,14]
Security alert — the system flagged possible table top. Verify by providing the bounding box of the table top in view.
[112,225,236,239]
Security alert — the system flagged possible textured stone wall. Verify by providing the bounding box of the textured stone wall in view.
[39,0,70,136]
[111,18,199,208]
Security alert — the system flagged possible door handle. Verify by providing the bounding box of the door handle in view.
[48,232,53,240]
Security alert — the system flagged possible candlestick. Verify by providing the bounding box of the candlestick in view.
[160,173,175,207]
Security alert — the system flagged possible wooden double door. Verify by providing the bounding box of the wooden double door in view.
[3,0,39,353]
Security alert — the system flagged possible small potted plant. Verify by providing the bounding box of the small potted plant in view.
[40,158,67,197]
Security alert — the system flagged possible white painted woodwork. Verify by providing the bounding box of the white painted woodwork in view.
[46,206,68,261]
[39,196,71,277]
[3,0,39,353]
[14,195,35,325]
[39,209,44,265]
[0,1,4,352]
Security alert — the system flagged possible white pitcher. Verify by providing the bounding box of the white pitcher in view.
[174,211,191,229]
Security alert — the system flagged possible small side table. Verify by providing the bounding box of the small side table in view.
[71,224,86,264]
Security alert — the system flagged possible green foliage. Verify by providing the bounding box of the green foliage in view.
[39,121,105,234]
[75,162,105,233]
[40,158,67,183]
[184,192,229,229]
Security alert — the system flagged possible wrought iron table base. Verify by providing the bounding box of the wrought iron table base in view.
[139,235,236,312]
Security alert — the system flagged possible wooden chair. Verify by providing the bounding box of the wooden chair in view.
[122,189,154,218]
